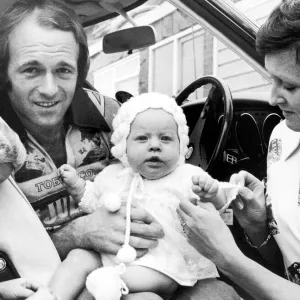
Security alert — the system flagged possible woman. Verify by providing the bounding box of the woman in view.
[178,1,300,299]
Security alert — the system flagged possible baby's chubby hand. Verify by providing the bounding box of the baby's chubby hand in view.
[191,174,219,201]
[58,164,79,188]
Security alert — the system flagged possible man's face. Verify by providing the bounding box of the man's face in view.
[7,15,79,131]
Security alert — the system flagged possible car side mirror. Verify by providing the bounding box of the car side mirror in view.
[103,25,156,54]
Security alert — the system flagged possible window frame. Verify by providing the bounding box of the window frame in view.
[93,53,140,98]
[148,24,207,96]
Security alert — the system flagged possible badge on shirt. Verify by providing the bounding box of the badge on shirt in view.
[267,138,282,166]
[221,208,233,225]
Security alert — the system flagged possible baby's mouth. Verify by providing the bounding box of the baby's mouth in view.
[146,157,162,163]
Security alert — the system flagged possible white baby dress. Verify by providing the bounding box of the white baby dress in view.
[80,162,219,286]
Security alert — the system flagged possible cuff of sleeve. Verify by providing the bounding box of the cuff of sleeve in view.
[79,180,102,213]
[218,182,239,214]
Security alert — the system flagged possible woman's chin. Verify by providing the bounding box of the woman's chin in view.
[285,119,300,132]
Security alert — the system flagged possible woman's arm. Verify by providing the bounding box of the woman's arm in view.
[177,201,296,300]
[229,171,283,270]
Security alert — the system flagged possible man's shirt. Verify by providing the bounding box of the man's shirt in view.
[0,87,120,230]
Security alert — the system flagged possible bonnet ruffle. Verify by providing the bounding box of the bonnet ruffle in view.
[111,92,189,167]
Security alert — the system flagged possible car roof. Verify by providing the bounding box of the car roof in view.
[0,0,266,74]
[0,0,147,27]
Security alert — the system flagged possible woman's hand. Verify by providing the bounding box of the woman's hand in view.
[229,171,267,233]
[177,201,241,267]
[177,201,300,300]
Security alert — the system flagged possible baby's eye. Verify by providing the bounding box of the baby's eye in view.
[161,136,172,141]
[136,136,147,141]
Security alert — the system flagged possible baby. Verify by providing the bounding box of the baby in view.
[53,93,237,300]
[0,117,56,300]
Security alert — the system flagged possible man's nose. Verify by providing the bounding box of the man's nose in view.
[38,74,58,97]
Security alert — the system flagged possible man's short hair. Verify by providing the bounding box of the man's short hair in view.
[0,0,90,91]
[256,0,300,60]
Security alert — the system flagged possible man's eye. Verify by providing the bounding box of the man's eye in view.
[283,85,296,92]
[57,68,71,74]
[23,68,38,75]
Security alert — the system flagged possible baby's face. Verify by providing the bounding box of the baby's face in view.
[0,162,13,183]
[127,108,180,180]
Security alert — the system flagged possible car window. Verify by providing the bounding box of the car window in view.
[232,0,281,26]
[86,0,280,101]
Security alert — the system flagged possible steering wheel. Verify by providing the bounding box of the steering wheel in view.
[176,76,233,174]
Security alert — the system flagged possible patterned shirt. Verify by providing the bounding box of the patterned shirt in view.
[0,87,120,230]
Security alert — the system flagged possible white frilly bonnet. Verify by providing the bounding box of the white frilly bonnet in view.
[111,92,190,167]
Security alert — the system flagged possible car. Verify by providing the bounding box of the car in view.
[82,0,283,181]
[0,0,284,297]
[84,3,284,286]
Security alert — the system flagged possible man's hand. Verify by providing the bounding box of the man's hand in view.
[53,205,164,259]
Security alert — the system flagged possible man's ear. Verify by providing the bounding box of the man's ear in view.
[0,78,11,93]
[296,46,300,63]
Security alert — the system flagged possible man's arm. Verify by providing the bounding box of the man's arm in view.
[50,219,82,259]
[51,205,164,259]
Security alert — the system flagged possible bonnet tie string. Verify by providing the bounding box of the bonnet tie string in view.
[124,172,144,246]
